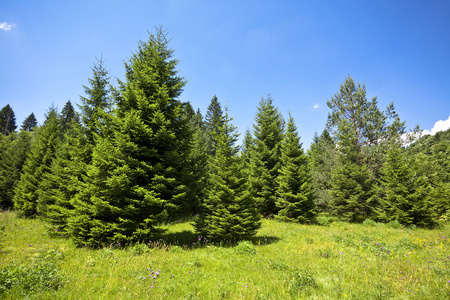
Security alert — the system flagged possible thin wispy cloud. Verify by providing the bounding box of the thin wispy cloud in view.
[313,102,320,109]
[422,115,450,136]
[0,22,16,31]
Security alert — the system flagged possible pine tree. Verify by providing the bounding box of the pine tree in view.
[249,95,284,215]
[60,100,79,132]
[21,113,38,131]
[194,109,261,240]
[0,105,17,135]
[67,28,192,246]
[13,107,61,216]
[375,141,436,227]
[0,130,32,208]
[78,57,113,143]
[204,95,225,156]
[330,120,375,222]
[275,113,316,223]
[307,129,337,212]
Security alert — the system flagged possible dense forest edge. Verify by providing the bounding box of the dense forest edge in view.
[0,27,449,246]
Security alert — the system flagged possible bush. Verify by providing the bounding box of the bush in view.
[234,240,257,255]
[363,219,377,227]
[316,215,333,227]
[132,243,149,256]
[386,220,403,229]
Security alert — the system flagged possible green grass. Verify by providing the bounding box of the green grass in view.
[1,211,449,299]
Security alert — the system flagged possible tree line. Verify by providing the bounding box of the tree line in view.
[1,28,448,246]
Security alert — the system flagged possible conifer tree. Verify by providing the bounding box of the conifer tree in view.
[13,107,61,216]
[307,129,337,211]
[249,95,284,215]
[78,57,114,143]
[276,113,316,223]
[0,104,17,135]
[194,109,260,240]
[60,100,79,132]
[375,141,436,227]
[204,95,225,156]
[21,113,38,131]
[0,130,32,208]
[67,28,192,246]
[330,120,375,222]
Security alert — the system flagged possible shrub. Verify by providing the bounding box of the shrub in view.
[363,219,377,227]
[234,240,257,255]
[132,243,149,256]
[386,220,403,229]
[316,215,333,227]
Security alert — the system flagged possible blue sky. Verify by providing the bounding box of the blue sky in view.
[1,0,449,148]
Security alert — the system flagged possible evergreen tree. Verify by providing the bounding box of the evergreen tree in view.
[330,120,375,222]
[13,107,61,216]
[249,95,284,215]
[0,130,32,208]
[307,129,337,212]
[21,113,38,131]
[194,109,260,240]
[78,57,114,143]
[60,100,79,132]
[67,28,192,246]
[204,95,225,156]
[375,141,436,227]
[276,113,316,223]
[0,104,17,135]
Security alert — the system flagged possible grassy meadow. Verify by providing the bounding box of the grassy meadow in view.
[0,210,449,299]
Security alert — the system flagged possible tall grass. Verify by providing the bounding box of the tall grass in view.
[1,211,449,299]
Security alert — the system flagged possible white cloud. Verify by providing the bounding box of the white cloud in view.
[313,102,319,109]
[423,115,450,136]
[0,22,15,31]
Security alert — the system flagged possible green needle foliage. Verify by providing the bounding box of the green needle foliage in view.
[0,130,32,208]
[276,113,316,223]
[66,27,193,246]
[195,109,261,240]
[0,105,17,136]
[21,113,38,131]
[375,141,436,227]
[13,108,61,216]
[250,95,284,216]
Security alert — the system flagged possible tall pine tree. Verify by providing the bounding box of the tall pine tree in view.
[276,113,316,223]
[13,107,61,216]
[0,105,17,135]
[21,113,38,131]
[67,28,193,246]
[249,95,284,216]
[375,141,436,227]
[204,95,225,156]
[194,109,260,240]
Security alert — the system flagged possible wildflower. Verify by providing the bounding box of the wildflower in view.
[155,272,160,276]
[153,276,156,279]
[151,286,154,288]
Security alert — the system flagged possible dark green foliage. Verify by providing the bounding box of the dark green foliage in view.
[307,129,337,211]
[0,104,17,135]
[375,142,436,227]
[78,57,114,143]
[275,113,316,223]
[59,100,79,132]
[13,108,61,216]
[249,95,284,215]
[21,113,38,131]
[185,108,209,214]
[204,95,225,156]
[0,130,32,208]
[67,27,192,246]
[194,110,261,240]
[330,120,375,222]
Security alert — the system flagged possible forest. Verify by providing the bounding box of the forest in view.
[1,28,449,248]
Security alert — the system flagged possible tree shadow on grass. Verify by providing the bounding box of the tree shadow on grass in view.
[152,230,280,250]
